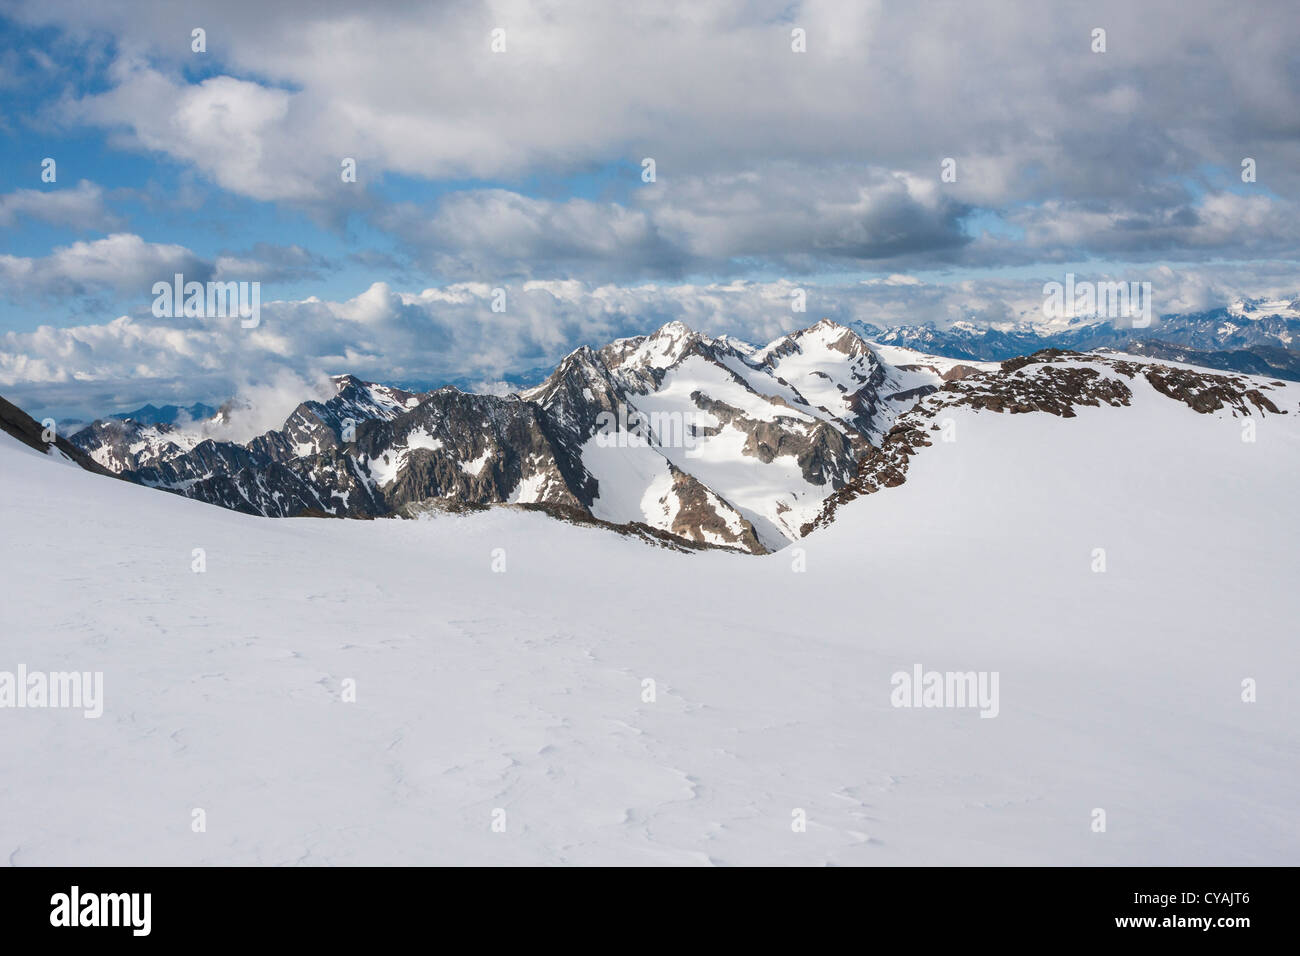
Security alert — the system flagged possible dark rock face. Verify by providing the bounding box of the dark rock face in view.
[688,392,859,488]
[661,464,765,554]
[516,347,626,508]
[137,452,386,518]
[70,417,200,473]
[357,389,587,512]
[941,364,981,382]
[973,360,1134,417]
[1136,363,1281,415]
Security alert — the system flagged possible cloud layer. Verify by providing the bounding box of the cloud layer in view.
[7,264,1299,420]
[5,0,1295,278]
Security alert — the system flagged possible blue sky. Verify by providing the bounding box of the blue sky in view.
[1,0,1297,417]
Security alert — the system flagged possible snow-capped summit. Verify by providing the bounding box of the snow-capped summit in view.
[1227,296,1300,320]
[598,320,714,377]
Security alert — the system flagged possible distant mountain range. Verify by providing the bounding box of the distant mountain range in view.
[103,402,219,427]
[854,296,1300,380]
[29,317,1288,555]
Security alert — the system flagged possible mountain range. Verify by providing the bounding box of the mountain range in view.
[66,321,934,553]
[854,296,1300,379]
[32,318,1291,556]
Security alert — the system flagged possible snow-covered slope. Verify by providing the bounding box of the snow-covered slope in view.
[2,355,1297,865]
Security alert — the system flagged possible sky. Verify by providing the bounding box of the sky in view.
[1,0,1298,418]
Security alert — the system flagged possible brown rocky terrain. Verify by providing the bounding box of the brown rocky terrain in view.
[802,349,1291,536]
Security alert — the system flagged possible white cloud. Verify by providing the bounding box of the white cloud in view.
[0,234,334,306]
[0,180,122,230]
[377,166,970,279]
[0,0,1288,283]
[0,233,208,300]
[67,62,319,202]
[21,0,1300,209]
[201,367,338,444]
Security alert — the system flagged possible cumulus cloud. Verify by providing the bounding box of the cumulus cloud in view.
[1004,193,1300,261]
[0,180,123,230]
[375,167,971,279]
[19,0,1300,201]
[0,0,1292,280]
[64,62,321,202]
[199,367,338,444]
[0,234,210,302]
[0,234,334,308]
[371,170,1300,278]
